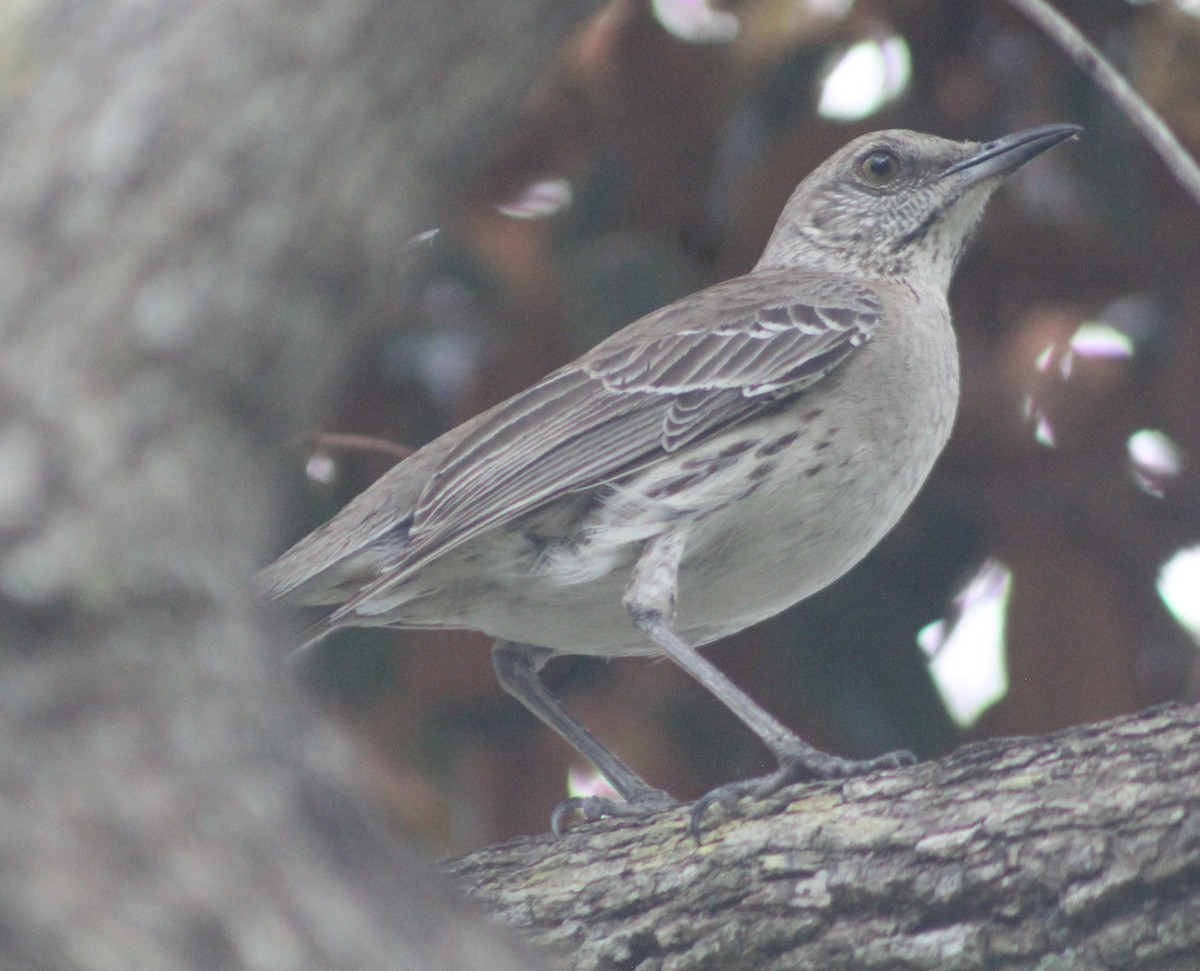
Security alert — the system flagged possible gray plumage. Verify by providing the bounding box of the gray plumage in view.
[260,125,1080,834]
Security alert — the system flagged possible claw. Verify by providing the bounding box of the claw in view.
[688,782,751,841]
[551,796,607,836]
[551,788,677,836]
[688,747,917,841]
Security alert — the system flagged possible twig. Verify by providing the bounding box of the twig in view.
[1006,0,1200,209]
[311,431,416,461]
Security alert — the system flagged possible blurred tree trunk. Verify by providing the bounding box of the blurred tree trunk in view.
[0,0,591,967]
[450,704,1200,971]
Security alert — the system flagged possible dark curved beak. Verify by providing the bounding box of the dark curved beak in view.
[944,124,1082,181]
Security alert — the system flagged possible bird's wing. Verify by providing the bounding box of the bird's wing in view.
[331,270,884,616]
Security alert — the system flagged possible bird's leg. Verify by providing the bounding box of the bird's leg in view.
[491,640,676,834]
[623,531,915,839]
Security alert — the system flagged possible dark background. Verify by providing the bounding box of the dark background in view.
[277,0,1200,850]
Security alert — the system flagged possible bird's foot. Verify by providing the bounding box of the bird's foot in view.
[689,746,916,840]
[552,786,677,837]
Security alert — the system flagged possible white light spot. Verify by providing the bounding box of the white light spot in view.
[496,178,574,220]
[404,228,440,251]
[567,763,619,801]
[918,560,1012,728]
[1034,345,1055,373]
[807,0,856,17]
[1058,348,1074,380]
[817,36,911,121]
[1127,428,1184,498]
[916,619,946,657]
[1158,546,1200,641]
[1034,410,1056,448]
[305,452,338,486]
[1068,322,1135,359]
[652,0,739,43]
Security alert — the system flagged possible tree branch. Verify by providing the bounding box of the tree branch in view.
[449,703,1200,970]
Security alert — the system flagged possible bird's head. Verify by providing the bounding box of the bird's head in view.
[757,125,1080,293]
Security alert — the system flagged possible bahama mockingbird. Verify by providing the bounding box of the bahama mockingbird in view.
[260,124,1080,836]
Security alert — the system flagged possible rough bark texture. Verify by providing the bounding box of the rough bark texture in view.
[449,703,1200,971]
[0,0,590,967]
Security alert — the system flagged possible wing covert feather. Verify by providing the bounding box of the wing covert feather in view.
[333,270,886,614]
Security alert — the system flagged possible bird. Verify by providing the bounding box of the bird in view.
[260,124,1081,837]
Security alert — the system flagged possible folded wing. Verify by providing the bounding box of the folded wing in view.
[326,269,884,620]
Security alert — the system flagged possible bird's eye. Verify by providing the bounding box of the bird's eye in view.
[859,150,900,185]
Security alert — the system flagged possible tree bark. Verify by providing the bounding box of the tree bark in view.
[0,0,590,967]
[449,703,1200,971]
